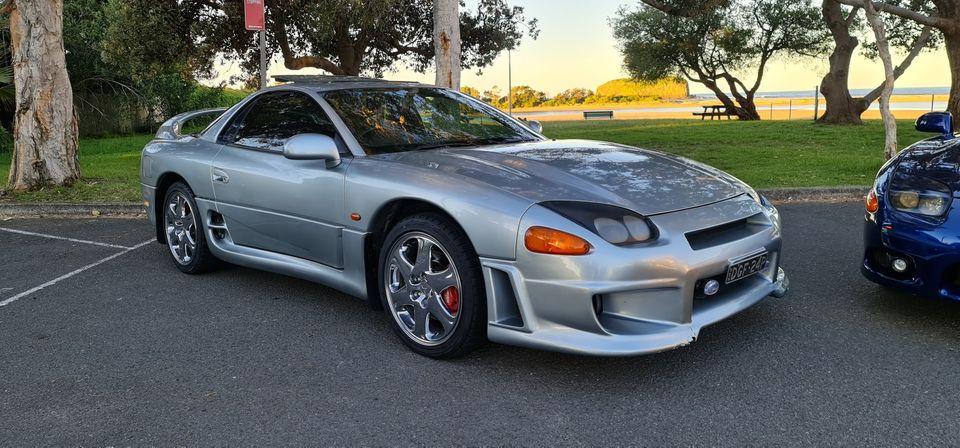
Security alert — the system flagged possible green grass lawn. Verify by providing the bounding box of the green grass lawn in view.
[0,119,929,203]
[0,134,151,203]
[544,119,927,188]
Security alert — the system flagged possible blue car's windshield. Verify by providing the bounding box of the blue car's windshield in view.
[322,87,539,154]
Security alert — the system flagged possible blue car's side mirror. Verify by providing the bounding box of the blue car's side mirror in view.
[915,112,954,135]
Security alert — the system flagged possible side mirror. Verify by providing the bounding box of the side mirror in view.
[526,120,543,134]
[283,133,341,167]
[915,112,954,135]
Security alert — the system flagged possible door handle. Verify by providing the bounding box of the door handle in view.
[212,168,229,184]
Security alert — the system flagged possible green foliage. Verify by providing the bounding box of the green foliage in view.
[102,0,537,84]
[460,86,482,99]
[549,88,594,105]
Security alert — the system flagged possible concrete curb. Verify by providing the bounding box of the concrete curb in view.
[758,186,868,204]
[0,187,868,218]
[0,202,145,218]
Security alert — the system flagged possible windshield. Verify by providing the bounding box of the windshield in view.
[322,87,540,154]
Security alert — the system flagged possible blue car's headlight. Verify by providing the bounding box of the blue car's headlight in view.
[540,201,658,245]
[889,172,953,217]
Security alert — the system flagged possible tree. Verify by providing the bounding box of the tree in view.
[131,0,537,81]
[460,85,481,98]
[817,0,935,125]
[613,0,828,120]
[434,0,460,88]
[863,0,897,159]
[552,88,594,105]
[833,0,960,120]
[5,0,80,190]
[507,85,548,108]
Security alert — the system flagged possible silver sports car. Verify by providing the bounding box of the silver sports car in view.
[141,75,788,358]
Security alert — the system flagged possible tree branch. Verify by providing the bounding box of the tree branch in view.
[833,0,956,31]
[844,6,861,27]
[275,23,346,75]
[862,25,934,103]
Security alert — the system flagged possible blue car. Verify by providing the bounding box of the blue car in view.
[862,112,960,300]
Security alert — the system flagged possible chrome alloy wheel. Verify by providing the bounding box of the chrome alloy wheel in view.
[384,232,463,346]
[164,192,198,265]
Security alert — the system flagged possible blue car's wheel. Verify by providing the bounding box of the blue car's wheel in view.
[378,213,486,358]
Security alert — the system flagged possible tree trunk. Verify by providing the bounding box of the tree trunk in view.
[864,0,898,160]
[733,101,761,121]
[818,1,864,125]
[947,31,960,120]
[433,0,461,89]
[6,0,80,190]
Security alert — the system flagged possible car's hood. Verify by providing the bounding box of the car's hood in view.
[895,135,960,193]
[380,139,748,215]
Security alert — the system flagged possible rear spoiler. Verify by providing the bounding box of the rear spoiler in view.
[155,108,229,140]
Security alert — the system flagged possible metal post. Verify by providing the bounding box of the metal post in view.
[507,48,513,117]
[932,94,936,111]
[259,30,267,89]
[769,103,773,120]
[813,86,820,121]
[788,99,792,120]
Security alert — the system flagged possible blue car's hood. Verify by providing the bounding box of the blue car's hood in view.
[382,139,747,216]
[895,135,960,194]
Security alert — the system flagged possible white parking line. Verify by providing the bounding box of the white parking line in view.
[0,227,135,250]
[0,240,154,308]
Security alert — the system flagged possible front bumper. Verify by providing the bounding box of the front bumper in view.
[861,202,960,301]
[482,195,787,356]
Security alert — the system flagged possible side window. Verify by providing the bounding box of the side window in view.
[219,91,337,152]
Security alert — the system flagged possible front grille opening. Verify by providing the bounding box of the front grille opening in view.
[685,213,768,250]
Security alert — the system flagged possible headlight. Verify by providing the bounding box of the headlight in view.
[889,172,953,217]
[540,201,658,245]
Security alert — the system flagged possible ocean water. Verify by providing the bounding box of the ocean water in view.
[693,86,951,100]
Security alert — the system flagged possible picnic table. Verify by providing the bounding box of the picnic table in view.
[693,105,736,120]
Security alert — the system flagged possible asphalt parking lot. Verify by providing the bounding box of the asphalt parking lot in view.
[2,202,959,446]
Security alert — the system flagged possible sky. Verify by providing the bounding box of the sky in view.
[216,0,952,96]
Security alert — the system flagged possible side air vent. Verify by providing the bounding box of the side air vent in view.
[486,268,524,328]
[208,211,228,240]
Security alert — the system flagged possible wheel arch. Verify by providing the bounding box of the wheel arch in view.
[362,198,477,309]
[152,172,190,243]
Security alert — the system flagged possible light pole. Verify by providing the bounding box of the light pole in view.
[507,48,513,117]
[259,29,267,89]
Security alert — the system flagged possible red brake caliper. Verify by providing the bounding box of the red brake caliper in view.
[441,287,460,315]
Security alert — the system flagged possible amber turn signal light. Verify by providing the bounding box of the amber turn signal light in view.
[524,226,591,255]
[865,190,879,213]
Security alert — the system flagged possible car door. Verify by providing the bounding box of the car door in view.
[211,90,349,268]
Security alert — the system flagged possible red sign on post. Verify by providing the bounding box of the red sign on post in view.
[244,0,265,31]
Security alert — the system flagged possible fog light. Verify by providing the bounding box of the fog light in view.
[891,258,909,273]
[703,279,720,296]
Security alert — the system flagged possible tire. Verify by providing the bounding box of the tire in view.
[161,181,218,274]
[378,213,486,358]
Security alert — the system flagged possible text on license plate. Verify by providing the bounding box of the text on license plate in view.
[725,252,768,284]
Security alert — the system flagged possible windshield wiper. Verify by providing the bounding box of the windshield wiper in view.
[408,140,484,151]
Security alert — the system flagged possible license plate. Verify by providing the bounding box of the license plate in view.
[725,252,769,284]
